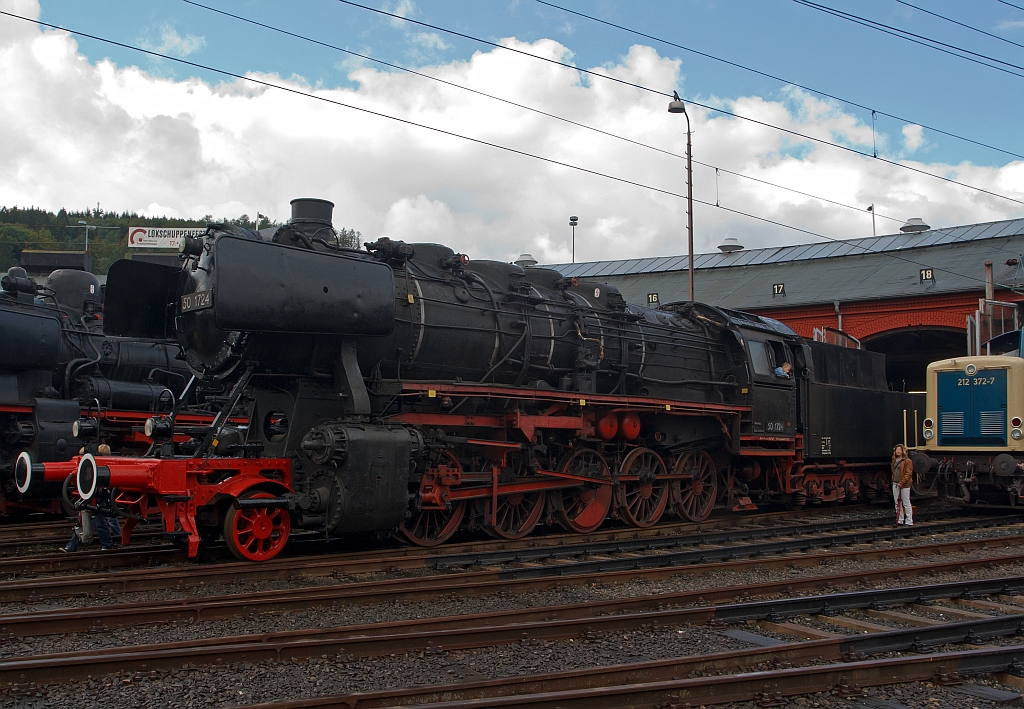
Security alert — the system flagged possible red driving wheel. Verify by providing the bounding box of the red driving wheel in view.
[400,452,466,547]
[223,491,291,562]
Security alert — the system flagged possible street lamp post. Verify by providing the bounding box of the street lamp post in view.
[569,215,578,264]
[668,92,695,302]
[77,220,91,253]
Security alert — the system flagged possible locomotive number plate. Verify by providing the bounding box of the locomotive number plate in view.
[181,289,213,313]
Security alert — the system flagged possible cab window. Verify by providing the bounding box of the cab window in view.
[748,340,773,376]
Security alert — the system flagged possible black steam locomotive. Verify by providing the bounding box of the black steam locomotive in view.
[76,198,921,560]
[1,265,203,517]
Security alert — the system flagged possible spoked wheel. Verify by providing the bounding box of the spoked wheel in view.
[553,448,613,534]
[672,450,718,522]
[401,502,466,547]
[616,448,669,528]
[61,473,81,517]
[223,491,291,562]
[401,452,466,547]
[484,490,547,539]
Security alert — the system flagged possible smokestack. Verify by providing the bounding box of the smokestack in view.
[289,198,334,227]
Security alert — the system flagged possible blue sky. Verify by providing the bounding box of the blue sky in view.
[38,0,1024,168]
[2,0,1021,262]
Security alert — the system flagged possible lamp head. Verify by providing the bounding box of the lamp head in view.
[668,91,687,114]
[569,216,578,227]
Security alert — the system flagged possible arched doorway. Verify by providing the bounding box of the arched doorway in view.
[861,326,966,392]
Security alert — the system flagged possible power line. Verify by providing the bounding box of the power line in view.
[997,0,1024,12]
[0,8,998,288]
[0,10,864,244]
[183,1,904,225]
[893,0,1024,51]
[337,0,1024,207]
[536,0,1024,162]
[794,0,1024,76]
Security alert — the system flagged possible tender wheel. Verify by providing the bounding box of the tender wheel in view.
[672,450,717,522]
[553,448,613,534]
[616,448,669,528]
[485,490,546,539]
[401,452,466,547]
[223,491,291,562]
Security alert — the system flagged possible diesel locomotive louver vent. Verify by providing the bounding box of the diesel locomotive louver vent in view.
[940,411,965,436]
[980,410,1006,436]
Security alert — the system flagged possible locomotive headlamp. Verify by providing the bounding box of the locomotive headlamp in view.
[1013,428,1023,440]
[144,416,173,440]
[1013,417,1022,428]
[923,418,933,429]
[179,236,204,257]
[965,364,977,376]
[923,429,934,440]
[72,418,98,439]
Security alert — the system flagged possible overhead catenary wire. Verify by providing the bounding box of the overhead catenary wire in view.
[0,10,864,243]
[793,0,1024,76]
[997,0,1024,12]
[182,0,904,225]
[337,0,1024,208]
[0,8,1015,291]
[892,0,1024,51]
[536,0,1024,162]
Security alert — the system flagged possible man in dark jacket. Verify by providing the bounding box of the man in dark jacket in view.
[892,444,914,526]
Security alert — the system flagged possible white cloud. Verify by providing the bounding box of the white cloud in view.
[902,124,924,153]
[411,32,448,50]
[996,20,1024,31]
[388,0,416,28]
[139,25,205,58]
[0,7,1021,268]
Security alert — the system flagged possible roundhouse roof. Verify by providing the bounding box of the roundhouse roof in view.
[544,218,1024,310]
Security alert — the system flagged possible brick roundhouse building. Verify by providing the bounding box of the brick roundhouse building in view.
[549,218,1024,391]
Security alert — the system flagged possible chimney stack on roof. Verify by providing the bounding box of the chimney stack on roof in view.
[900,217,930,233]
[718,237,744,253]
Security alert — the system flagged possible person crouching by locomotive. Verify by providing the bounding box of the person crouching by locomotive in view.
[63,444,122,552]
[892,445,914,526]
[63,487,122,552]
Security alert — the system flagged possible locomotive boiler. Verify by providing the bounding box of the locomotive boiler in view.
[79,198,920,561]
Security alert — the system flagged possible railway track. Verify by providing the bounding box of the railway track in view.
[7,569,1024,692]
[236,646,1024,709]
[2,508,1023,707]
[0,508,1002,605]
[0,503,894,577]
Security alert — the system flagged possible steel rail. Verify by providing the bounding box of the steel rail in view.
[1,526,1021,634]
[4,573,1024,687]
[431,509,985,569]
[0,505,862,576]
[493,514,1019,578]
[235,646,1024,709]
[0,506,932,589]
